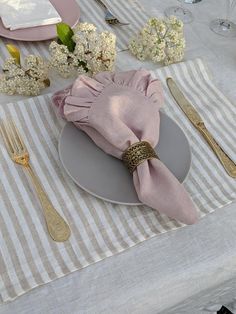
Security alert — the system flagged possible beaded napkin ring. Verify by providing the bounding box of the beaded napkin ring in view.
[122,141,158,173]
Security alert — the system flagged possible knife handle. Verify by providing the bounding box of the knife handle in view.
[197,122,236,178]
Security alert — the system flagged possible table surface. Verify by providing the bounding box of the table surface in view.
[0,0,236,313]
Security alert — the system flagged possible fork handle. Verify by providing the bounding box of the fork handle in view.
[94,0,108,10]
[26,165,71,242]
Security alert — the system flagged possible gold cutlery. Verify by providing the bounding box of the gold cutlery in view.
[94,0,130,26]
[166,77,236,178]
[0,120,71,242]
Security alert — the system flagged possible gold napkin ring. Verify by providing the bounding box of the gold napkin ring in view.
[122,141,158,173]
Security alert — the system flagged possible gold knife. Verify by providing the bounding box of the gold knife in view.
[166,77,236,178]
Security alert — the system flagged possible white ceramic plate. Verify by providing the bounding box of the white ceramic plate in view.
[58,112,191,205]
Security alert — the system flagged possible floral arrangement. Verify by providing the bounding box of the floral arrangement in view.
[49,22,117,78]
[129,16,185,65]
[0,45,49,96]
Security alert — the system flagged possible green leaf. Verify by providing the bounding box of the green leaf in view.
[57,38,63,45]
[56,23,75,52]
[6,44,21,64]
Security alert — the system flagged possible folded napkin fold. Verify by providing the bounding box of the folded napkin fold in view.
[52,69,198,224]
[0,0,61,30]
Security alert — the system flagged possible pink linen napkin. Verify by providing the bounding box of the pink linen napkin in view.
[52,69,198,224]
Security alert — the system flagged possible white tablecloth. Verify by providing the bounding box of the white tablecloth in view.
[0,0,236,313]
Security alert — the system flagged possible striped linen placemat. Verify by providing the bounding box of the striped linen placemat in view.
[0,58,235,302]
[77,0,149,50]
[0,0,149,61]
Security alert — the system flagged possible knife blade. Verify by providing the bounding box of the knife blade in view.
[166,77,236,178]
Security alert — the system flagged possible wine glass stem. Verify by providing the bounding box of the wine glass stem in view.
[226,0,236,20]
[226,0,230,20]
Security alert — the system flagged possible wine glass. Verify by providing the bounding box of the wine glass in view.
[164,0,196,24]
[210,0,236,37]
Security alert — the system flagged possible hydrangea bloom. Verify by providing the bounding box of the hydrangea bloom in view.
[0,55,49,96]
[129,16,185,65]
[49,22,116,78]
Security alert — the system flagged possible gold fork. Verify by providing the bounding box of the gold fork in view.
[0,120,71,242]
[94,0,130,26]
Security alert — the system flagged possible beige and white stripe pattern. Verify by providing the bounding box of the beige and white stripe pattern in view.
[0,59,235,302]
[0,0,149,60]
[78,0,149,50]
[154,59,236,213]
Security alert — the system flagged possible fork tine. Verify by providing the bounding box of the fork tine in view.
[10,120,26,151]
[5,121,20,153]
[117,22,130,26]
[7,120,25,153]
[104,11,129,26]
[106,18,129,26]
[0,120,14,156]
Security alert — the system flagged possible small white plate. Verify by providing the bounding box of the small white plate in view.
[58,112,191,205]
[0,0,80,41]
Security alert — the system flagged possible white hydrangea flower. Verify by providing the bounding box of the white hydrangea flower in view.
[128,16,185,65]
[49,22,117,77]
[0,56,49,96]
[49,41,77,78]
[73,22,97,34]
